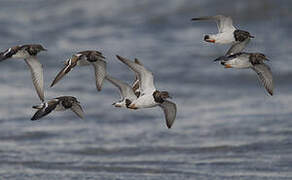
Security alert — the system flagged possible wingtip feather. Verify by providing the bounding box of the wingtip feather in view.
[191,18,199,21]
[30,116,39,121]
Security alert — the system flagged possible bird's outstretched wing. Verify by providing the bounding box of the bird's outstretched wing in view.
[70,102,85,119]
[116,55,155,94]
[0,46,19,61]
[225,37,250,56]
[192,15,235,33]
[106,75,137,100]
[25,56,44,101]
[50,56,79,87]
[251,63,273,96]
[159,100,177,129]
[132,58,143,92]
[92,59,106,91]
[31,100,59,120]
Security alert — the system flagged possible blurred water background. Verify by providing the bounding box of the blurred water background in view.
[0,0,292,179]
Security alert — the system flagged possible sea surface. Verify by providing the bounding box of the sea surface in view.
[0,0,292,179]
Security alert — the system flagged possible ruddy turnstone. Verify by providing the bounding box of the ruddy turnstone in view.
[215,52,273,95]
[50,50,106,91]
[31,96,84,120]
[0,44,46,101]
[116,55,177,128]
[192,15,254,44]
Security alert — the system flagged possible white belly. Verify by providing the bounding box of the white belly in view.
[131,94,158,109]
[213,32,235,44]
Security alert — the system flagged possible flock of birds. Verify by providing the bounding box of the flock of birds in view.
[0,15,273,129]
[192,15,273,96]
[0,45,177,128]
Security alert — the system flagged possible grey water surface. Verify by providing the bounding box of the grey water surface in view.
[0,0,292,179]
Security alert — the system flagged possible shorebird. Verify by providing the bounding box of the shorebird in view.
[0,44,46,101]
[50,50,106,91]
[115,55,177,128]
[214,52,273,95]
[31,96,84,120]
[192,15,254,44]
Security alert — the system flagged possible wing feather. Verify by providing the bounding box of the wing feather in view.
[50,56,79,87]
[50,63,73,87]
[31,100,59,120]
[92,60,106,91]
[192,15,235,33]
[70,103,85,119]
[159,100,177,129]
[251,63,273,96]
[225,37,250,56]
[132,58,143,92]
[116,55,155,94]
[105,75,137,100]
[25,57,44,101]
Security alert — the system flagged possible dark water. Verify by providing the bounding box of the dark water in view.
[0,0,292,179]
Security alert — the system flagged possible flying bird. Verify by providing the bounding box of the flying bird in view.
[115,55,177,128]
[191,15,254,44]
[31,96,84,120]
[51,50,106,91]
[214,52,273,96]
[0,44,46,101]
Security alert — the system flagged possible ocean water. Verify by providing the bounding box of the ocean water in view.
[0,0,292,179]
